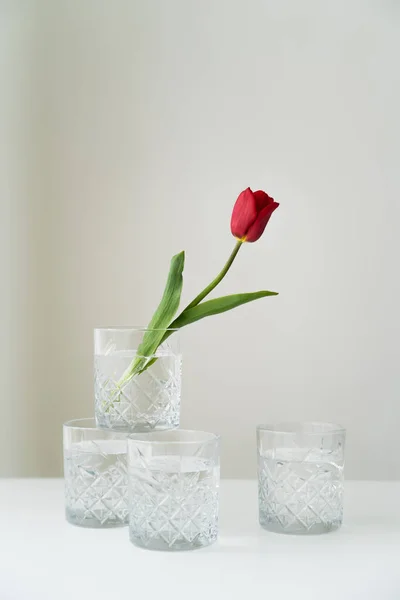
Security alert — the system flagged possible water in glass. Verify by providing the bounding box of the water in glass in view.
[95,350,181,432]
[129,455,219,550]
[65,439,128,528]
[258,447,344,534]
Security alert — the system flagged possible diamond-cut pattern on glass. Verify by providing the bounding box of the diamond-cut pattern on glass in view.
[94,354,181,432]
[258,449,343,534]
[64,440,128,528]
[129,457,219,551]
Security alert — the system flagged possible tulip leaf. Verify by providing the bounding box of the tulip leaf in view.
[135,290,278,376]
[170,290,278,330]
[118,251,185,385]
[143,250,185,334]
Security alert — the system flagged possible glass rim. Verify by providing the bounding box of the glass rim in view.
[63,417,127,435]
[257,421,346,435]
[94,326,180,332]
[128,429,220,445]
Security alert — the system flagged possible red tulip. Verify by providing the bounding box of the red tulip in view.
[231,187,279,243]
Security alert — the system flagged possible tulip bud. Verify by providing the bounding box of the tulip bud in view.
[231,187,279,242]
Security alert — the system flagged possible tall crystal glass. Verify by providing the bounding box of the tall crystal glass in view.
[257,422,346,535]
[63,418,129,528]
[94,327,181,432]
[128,429,220,551]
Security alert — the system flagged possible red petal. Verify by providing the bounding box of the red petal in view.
[245,202,279,242]
[253,190,276,211]
[230,188,258,239]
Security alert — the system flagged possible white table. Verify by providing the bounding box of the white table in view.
[0,480,399,600]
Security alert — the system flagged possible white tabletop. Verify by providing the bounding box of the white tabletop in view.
[0,479,399,600]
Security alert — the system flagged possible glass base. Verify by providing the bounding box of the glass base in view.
[260,517,342,535]
[95,417,179,433]
[66,510,128,529]
[129,532,217,552]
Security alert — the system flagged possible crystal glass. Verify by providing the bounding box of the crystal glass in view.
[63,418,129,528]
[128,429,220,551]
[94,327,182,432]
[257,422,346,535]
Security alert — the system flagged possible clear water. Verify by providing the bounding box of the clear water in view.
[258,448,344,534]
[94,351,182,432]
[64,439,128,528]
[129,455,219,550]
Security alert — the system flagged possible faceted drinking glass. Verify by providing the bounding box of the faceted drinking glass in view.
[128,429,220,551]
[94,328,182,432]
[257,422,346,535]
[63,418,129,528]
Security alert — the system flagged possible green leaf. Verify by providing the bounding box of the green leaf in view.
[136,289,278,376]
[170,290,278,330]
[119,251,185,384]
[144,251,185,332]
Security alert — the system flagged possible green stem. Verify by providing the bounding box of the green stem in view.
[144,239,243,366]
[116,240,244,385]
[184,239,243,311]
